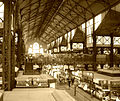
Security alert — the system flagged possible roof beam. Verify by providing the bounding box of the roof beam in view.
[37,0,65,38]
[57,12,78,26]
[20,0,39,10]
[31,0,41,36]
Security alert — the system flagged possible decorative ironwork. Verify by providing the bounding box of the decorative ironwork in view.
[2,0,13,91]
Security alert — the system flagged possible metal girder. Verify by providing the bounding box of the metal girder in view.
[43,0,80,41]
[39,37,48,43]
[57,12,78,26]
[37,0,65,37]
[34,1,56,38]
[28,0,31,37]
[110,33,113,67]
[25,0,55,37]
[46,0,112,44]
[92,17,97,71]
[48,25,65,35]
[61,1,86,20]
[21,7,46,23]
[21,7,38,18]
[22,24,39,33]
[65,5,86,20]
[43,0,89,43]
[95,0,111,7]
[2,0,13,91]
[35,0,64,38]
[20,0,39,11]
[19,0,120,45]
[11,34,15,89]
[19,0,32,10]
[22,17,41,29]
[74,0,94,15]
[44,32,60,41]
[46,0,96,44]
[31,0,41,36]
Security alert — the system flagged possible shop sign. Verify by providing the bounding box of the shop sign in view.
[110,81,120,88]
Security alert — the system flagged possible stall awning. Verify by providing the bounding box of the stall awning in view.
[71,28,85,43]
[59,36,67,46]
[95,10,120,36]
[48,44,52,50]
[53,41,57,48]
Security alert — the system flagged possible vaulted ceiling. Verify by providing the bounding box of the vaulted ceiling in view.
[18,0,120,47]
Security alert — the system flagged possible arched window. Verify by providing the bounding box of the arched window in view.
[33,42,39,53]
[28,48,32,54]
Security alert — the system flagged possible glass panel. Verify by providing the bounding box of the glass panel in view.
[28,48,32,54]
[87,35,93,43]
[40,48,43,54]
[61,46,67,51]
[96,36,104,44]
[87,19,93,35]
[0,2,4,22]
[72,43,77,49]
[72,43,83,49]
[96,36,111,45]
[33,49,39,53]
[71,29,75,39]
[114,37,120,45]
[33,42,39,50]
[65,33,67,39]
[81,23,85,33]
[104,36,110,45]
[33,42,40,54]
[67,32,70,42]
[60,37,62,43]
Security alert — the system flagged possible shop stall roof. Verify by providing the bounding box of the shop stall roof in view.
[53,41,58,48]
[95,10,120,36]
[48,44,53,50]
[59,36,67,46]
[71,28,85,43]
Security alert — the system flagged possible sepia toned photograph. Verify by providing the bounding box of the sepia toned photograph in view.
[0,0,120,101]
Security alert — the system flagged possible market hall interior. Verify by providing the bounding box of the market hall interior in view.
[0,0,120,101]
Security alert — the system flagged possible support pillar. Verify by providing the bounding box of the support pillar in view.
[11,2,17,88]
[93,17,97,71]
[84,22,88,70]
[11,34,15,89]
[2,0,13,91]
[110,33,113,67]
[83,22,87,54]
[17,29,22,68]
[101,48,104,54]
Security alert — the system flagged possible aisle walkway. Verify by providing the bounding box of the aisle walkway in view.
[56,83,100,101]
[3,87,76,101]
[4,88,55,101]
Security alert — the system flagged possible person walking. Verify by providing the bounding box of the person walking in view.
[67,76,71,89]
[71,76,75,85]
[74,79,78,96]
